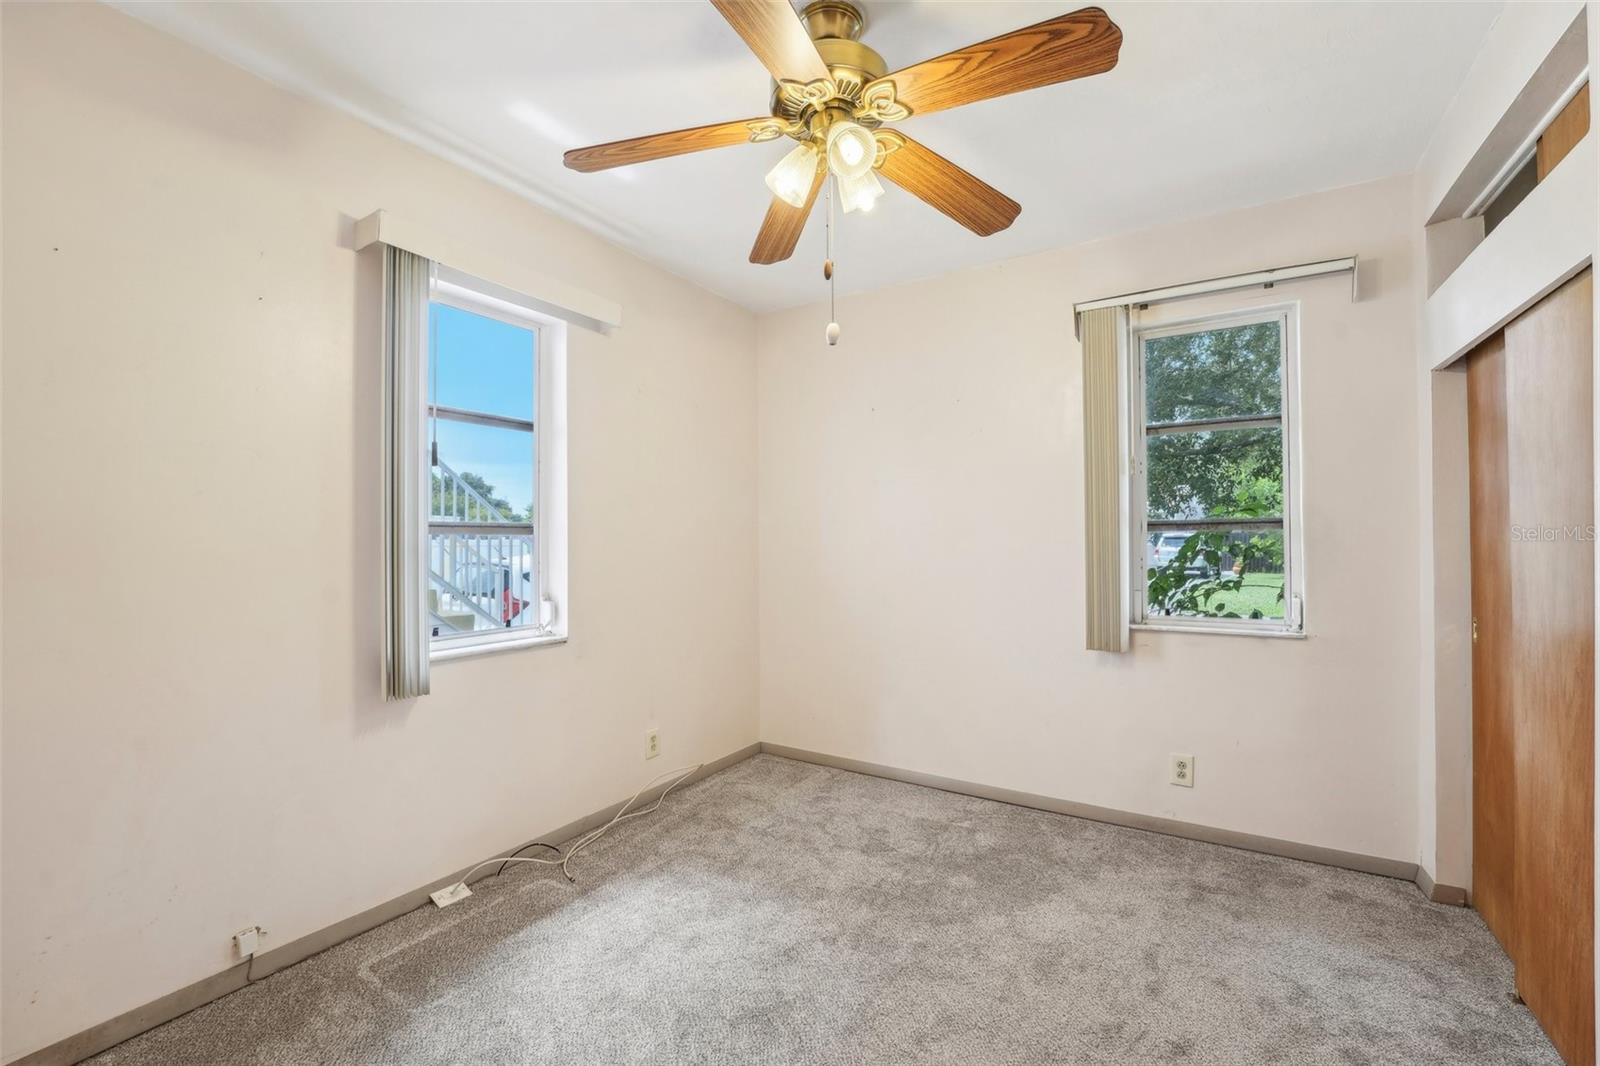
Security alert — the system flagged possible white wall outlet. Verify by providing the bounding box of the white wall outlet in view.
[233,926,261,959]
[645,728,660,760]
[1170,753,1195,788]
[430,882,472,909]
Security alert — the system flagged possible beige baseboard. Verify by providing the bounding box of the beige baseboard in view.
[1415,864,1470,907]
[760,742,1425,884]
[8,741,762,1066]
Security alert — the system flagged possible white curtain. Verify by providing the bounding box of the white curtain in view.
[383,246,432,700]
[1081,306,1129,653]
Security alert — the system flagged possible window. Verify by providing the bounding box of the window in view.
[1130,306,1302,632]
[426,270,565,655]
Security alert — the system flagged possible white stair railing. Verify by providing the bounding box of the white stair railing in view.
[428,459,535,636]
[431,458,514,523]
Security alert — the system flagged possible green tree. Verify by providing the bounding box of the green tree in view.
[1144,322,1282,519]
[432,470,533,522]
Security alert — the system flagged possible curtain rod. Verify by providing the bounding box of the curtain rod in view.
[1072,257,1358,333]
[1462,66,1588,220]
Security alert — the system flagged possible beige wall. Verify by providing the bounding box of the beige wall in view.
[0,5,758,1060]
[756,175,1423,865]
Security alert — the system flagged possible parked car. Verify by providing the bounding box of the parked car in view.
[476,554,534,625]
[1147,530,1209,576]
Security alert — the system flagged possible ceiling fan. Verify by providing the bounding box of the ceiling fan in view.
[563,0,1123,266]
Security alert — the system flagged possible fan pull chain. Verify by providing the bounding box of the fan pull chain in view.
[825,175,840,346]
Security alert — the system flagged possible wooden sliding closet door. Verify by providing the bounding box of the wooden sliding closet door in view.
[1505,268,1594,1066]
[1469,268,1595,1066]
[1468,331,1515,957]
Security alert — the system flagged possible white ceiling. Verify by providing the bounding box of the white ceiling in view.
[115,1,1503,312]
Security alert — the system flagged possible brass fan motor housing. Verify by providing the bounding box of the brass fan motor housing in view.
[800,0,866,42]
[770,0,889,140]
[814,36,888,88]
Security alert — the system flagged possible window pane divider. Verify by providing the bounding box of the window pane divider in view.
[1145,414,1281,436]
[431,404,534,433]
[428,520,536,533]
[1146,517,1284,530]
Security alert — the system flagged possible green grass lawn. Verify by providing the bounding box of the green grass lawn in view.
[1202,572,1285,620]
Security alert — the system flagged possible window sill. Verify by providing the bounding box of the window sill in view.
[1132,622,1306,640]
[431,631,567,663]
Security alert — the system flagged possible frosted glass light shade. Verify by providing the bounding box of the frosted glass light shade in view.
[765,143,820,208]
[838,168,884,214]
[826,122,876,180]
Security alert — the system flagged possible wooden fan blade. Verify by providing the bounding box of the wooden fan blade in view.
[750,156,826,264]
[564,118,764,173]
[868,6,1121,118]
[710,0,832,84]
[877,135,1020,236]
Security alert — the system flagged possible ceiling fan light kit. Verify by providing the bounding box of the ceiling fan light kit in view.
[564,0,1123,342]
[824,119,877,180]
[765,141,822,208]
[837,167,882,214]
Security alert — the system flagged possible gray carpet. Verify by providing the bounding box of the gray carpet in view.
[91,754,1558,1065]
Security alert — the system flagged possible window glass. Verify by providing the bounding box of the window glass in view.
[1144,320,1281,424]
[430,303,535,421]
[1145,426,1282,522]
[1145,527,1286,621]
[432,421,534,522]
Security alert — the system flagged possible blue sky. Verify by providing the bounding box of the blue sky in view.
[430,302,536,516]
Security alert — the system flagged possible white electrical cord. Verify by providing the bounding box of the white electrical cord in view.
[438,763,703,900]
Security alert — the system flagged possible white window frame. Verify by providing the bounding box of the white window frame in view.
[1128,303,1305,637]
[426,269,569,661]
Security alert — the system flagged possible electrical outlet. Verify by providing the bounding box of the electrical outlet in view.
[430,882,472,909]
[1170,753,1195,788]
[645,728,660,760]
[233,926,261,959]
